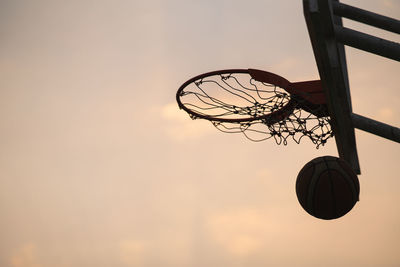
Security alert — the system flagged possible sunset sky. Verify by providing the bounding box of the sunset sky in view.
[1,0,399,266]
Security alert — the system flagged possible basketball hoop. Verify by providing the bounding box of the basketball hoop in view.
[177,69,333,147]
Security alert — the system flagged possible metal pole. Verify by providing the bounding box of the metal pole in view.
[335,26,400,61]
[351,113,400,143]
[332,1,400,34]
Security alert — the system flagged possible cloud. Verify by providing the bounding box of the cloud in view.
[205,208,272,257]
[204,206,364,265]
[255,168,272,179]
[377,107,394,120]
[118,240,147,266]
[383,0,394,8]
[273,57,300,73]
[118,237,192,267]
[161,103,215,141]
[162,102,189,122]
[10,243,43,267]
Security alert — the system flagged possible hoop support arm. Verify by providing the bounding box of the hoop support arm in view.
[334,26,400,61]
[351,113,400,143]
[332,1,400,34]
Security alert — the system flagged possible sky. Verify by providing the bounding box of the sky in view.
[0,0,399,266]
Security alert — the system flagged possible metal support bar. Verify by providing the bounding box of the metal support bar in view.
[335,26,400,61]
[332,1,400,34]
[303,0,361,174]
[351,113,400,143]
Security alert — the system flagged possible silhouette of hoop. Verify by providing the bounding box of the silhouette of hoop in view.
[177,69,332,146]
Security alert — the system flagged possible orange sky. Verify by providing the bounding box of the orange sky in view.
[0,0,399,266]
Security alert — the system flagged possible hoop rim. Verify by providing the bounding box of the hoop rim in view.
[176,69,296,124]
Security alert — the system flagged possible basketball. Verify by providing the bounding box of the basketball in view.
[296,156,360,220]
